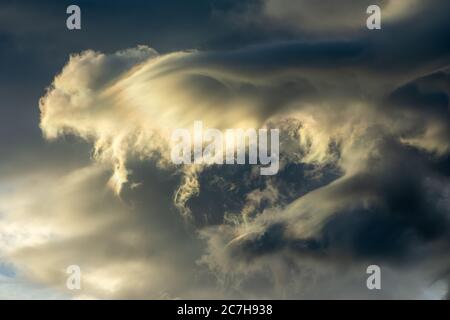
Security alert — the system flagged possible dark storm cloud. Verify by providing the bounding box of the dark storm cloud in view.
[184,120,342,227]
[319,139,449,259]
[199,135,449,298]
[1,0,449,299]
[382,68,450,156]
[218,137,450,261]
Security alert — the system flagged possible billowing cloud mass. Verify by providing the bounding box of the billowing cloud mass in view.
[0,0,449,299]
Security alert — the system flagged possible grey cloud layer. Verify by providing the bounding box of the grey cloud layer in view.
[0,0,449,299]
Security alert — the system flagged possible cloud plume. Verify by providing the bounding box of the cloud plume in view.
[1,0,449,299]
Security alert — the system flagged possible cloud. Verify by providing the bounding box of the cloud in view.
[0,162,218,299]
[1,0,449,298]
[34,39,450,298]
[259,0,421,34]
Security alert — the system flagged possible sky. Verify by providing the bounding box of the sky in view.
[0,0,449,299]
